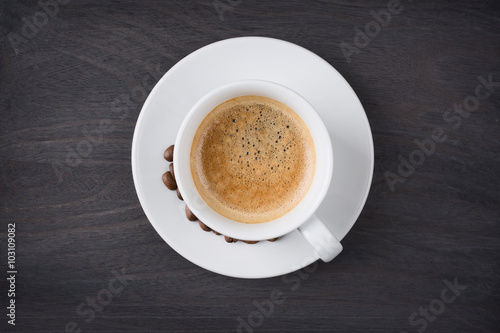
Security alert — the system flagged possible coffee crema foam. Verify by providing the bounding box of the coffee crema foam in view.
[191,96,315,223]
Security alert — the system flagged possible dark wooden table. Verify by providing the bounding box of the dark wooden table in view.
[1,1,499,332]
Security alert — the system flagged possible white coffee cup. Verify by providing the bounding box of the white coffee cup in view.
[174,80,342,262]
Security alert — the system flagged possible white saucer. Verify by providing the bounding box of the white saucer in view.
[131,37,374,279]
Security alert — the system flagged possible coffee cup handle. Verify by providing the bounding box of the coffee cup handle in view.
[298,214,343,262]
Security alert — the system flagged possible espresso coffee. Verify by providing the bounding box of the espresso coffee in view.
[191,96,315,223]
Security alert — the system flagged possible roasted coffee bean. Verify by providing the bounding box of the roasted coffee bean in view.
[176,188,183,200]
[198,220,211,232]
[162,171,177,190]
[213,230,222,236]
[242,240,259,244]
[267,238,279,242]
[169,163,175,181]
[164,145,174,162]
[185,205,198,221]
[224,236,238,243]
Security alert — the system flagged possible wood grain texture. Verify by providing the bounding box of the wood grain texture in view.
[1,0,499,332]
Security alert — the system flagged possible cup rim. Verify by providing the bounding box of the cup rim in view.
[174,79,333,240]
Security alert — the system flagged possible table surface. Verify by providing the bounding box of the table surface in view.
[1,1,499,332]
